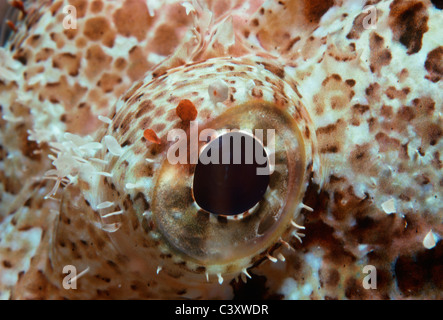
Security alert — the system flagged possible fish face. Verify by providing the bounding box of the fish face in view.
[50,57,320,297]
[1,0,442,300]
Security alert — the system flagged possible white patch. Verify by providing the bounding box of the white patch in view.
[280,278,314,300]
[98,115,112,124]
[104,135,124,156]
[101,223,121,233]
[208,79,229,104]
[423,230,437,249]
[381,198,396,214]
[216,17,235,48]
[181,2,195,15]
[97,201,114,209]
[146,0,162,17]
[148,52,166,65]
[125,183,137,189]
[279,253,322,299]
[101,210,124,218]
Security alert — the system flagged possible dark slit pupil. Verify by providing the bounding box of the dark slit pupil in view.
[193,132,270,216]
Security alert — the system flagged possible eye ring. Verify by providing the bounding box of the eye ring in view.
[150,100,310,276]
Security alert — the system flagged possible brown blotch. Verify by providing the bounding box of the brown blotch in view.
[134,162,154,178]
[27,34,41,47]
[284,36,301,53]
[134,192,150,211]
[42,76,87,109]
[63,102,99,135]
[397,106,415,122]
[303,0,334,24]
[119,111,135,134]
[90,0,104,13]
[113,0,153,41]
[63,28,77,40]
[345,79,356,87]
[13,48,29,65]
[385,86,410,101]
[418,123,442,146]
[352,104,370,115]
[329,187,369,221]
[68,0,87,18]
[83,17,115,47]
[97,73,122,93]
[136,100,155,118]
[52,52,81,76]
[345,278,368,299]
[114,57,127,70]
[75,37,87,49]
[15,269,52,298]
[412,97,435,116]
[259,62,285,78]
[2,260,12,268]
[389,0,429,55]
[78,179,91,191]
[317,121,339,135]
[346,12,367,40]
[349,207,405,246]
[375,132,400,152]
[432,151,442,170]
[50,32,65,49]
[349,143,376,176]
[397,68,409,83]
[321,145,339,153]
[50,1,63,16]
[369,32,392,75]
[381,105,393,118]
[395,254,426,296]
[35,48,54,63]
[85,44,112,80]
[317,120,346,154]
[151,25,180,56]
[365,82,381,103]
[424,46,443,83]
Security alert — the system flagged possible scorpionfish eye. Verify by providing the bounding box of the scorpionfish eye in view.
[54,56,321,291]
[192,131,270,216]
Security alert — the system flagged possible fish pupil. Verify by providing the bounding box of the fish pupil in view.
[192,132,270,216]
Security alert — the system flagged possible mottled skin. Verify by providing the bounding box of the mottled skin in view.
[0,0,442,299]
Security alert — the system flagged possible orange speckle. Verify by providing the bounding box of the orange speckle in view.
[176,99,198,122]
[143,129,161,144]
[6,21,18,32]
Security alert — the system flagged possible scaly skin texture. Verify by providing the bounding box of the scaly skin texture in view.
[0,0,442,299]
